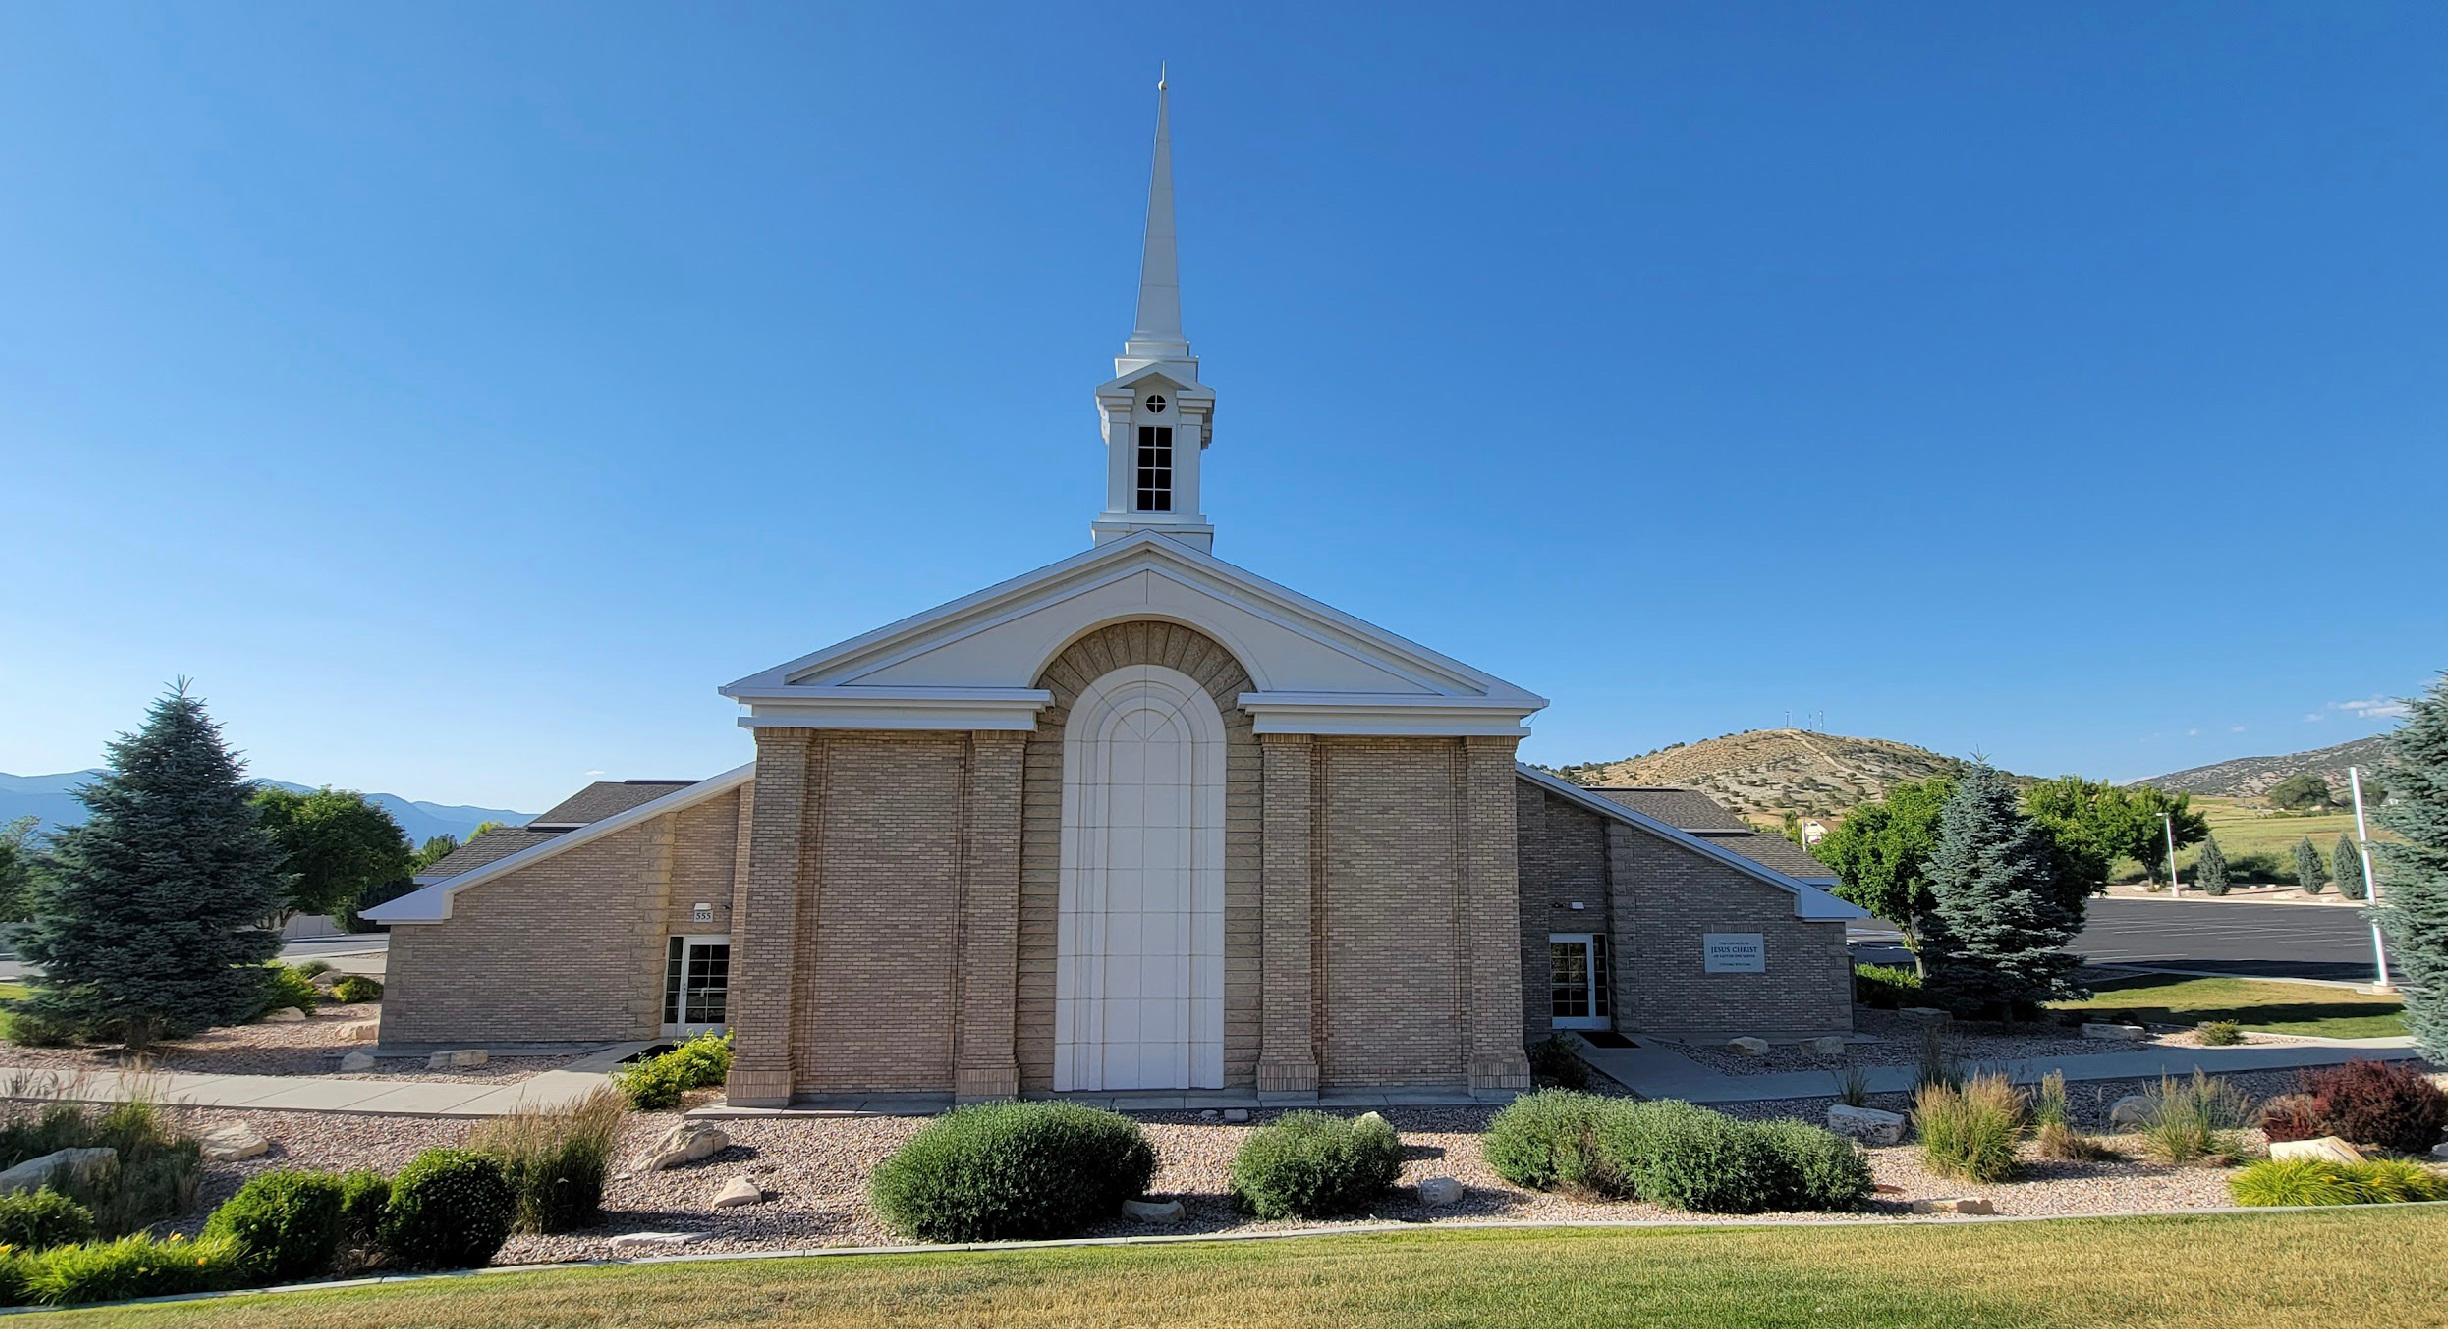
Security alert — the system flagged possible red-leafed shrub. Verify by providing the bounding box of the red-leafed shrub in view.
[2301,1061,2448,1155]
[2257,1093,2326,1145]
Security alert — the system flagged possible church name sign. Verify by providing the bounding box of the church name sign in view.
[1702,933,1765,974]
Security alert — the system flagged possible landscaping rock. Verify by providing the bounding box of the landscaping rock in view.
[0,1147,116,1197]
[2081,1023,2146,1041]
[1804,1036,1848,1056]
[339,1050,376,1072]
[709,1177,765,1209]
[1120,1197,1185,1222]
[631,1122,732,1172]
[1416,1176,1464,1207]
[1899,1007,1951,1024]
[1725,1037,1771,1056]
[309,973,344,992]
[1910,1197,1995,1215]
[262,1007,308,1023]
[2433,1142,2446,1161]
[1222,1108,1251,1123]
[427,1049,488,1070]
[199,1122,269,1162]
[609,1230,710,1249]
[2269,1136,2365,1165]
[334,1021,381,1043]
[1199,1109,1220,1120]
[2109,1094,2153,1130]
[1825,1102,1907,1146]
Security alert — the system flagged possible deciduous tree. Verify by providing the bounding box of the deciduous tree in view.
[250,787,412,920]
[2267,774,2333,810]
[1812,777,1955,970]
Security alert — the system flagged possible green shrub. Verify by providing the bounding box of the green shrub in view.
[2196,1020,2243,1047]
[1597,1100,1776,1214]
[2229,1157,2449,1208]
[5,1010,75,1048]
[1480,1090,1637,1196]
[329,976,383,1004]
[336,1169,390,1247]
[2355,1158,2448,1203]
[1526,1034,1589,1090]
[290,960,335,979]
[0,1092,203,1236]
[0,1247,30,1305]
[202,1169,346,1281]
[18,1233,250,1306]
[470,1088,624,1233]
[1913,1073,2026,1183]
[0,1188,95,1250]
[255,964,319,1019]
[2301,1060,2449,1155]
[612,1032,732,1111]
[868,1102,1155,1242]
[1853,963,1922,1009]
[1748,1119,1872,1211]
[1228,1111,1403,1220]
[2134,1071,2251,1165]
[378,1149,516,1269]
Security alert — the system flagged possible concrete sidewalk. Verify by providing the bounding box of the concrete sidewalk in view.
[1577,1035,2419,1104]
[0,1066,610,1118]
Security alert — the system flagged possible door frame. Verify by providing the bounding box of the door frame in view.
[1548,931,1611,1031]
[661,933,732,1038]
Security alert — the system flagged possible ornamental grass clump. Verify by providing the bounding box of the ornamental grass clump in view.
[0,1189,96,1251]
[2195,1019,2243,1047]
[2032,1071,2112,1161]
[1480,1090,1637,1197]
[1913,1072,2026,1183]
[15,1232,250,1306]
[2228,1157,2449,1208]
[2133,1071,2251,1166]
[1228,1111,1402,1220]
[469,1087,625,1233]
[869,1102,1156,1243]
[0,1085,202,1236]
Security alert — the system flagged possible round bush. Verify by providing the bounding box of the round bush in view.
[1480,1090,1637,1196]
[336,1169,390,1245]
[1228,1111,1403,1220]
[1747,1119,1872,1211]
[2257,1093,2326,1145]
[378,1149,516,1269]
[330,976,383,1004]
[1597,1100,1776,1214]
[2302,1060,2448,1155]
[202,1169,346,1281]
[868,1102,1155,1242]
[0,1188,96,1250]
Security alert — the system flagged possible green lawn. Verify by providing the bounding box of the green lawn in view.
[2055,973,2407,1037]
[2109,795,2372,883]
[13,1211,2447,1328]
[0,981,22,1041]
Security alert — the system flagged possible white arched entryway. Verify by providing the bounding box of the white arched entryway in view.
[1054,663,1226,1091]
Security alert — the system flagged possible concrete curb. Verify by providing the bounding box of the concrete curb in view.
[5,1203,2440,1319]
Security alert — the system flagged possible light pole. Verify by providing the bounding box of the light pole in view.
[2349,766,2394,994]
[2162,812,2182,897]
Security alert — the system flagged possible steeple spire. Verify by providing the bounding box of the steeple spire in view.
[1123,65,1189,362]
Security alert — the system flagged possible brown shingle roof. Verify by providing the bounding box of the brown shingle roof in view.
[531,780,696,828]
[415,827,564,882]
[1701,831,1837,881]
[1583,786,1751,834]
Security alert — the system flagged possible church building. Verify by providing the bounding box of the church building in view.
[368,80,1861,1105]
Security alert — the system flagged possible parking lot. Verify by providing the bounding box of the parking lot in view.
[1850,895,2394,984]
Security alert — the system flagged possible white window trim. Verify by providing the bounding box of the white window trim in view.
[1549,931,1610,1031]
[662,933,732,1038]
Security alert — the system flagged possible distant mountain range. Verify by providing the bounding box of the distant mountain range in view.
[2134,735,2396,799]
[1549,729,1977,821]
[0,771,534,847]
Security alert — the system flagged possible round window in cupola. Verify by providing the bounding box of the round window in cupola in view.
[1142,393,1167,415]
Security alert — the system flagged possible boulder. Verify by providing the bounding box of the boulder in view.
[426,1049,487,1070]
[309,972,344,992]
[333,1021,381,1043]
[338,1050,377,1072]
[2269,1136,2365,1165]
[1804,1036,1849,1056]
[199,1123,268,1162]
[630,1122,732,1172]
[1725,1037,1771,1056]
[262,1007,308,1023]
[2108,1095,2153,1130]
[1119,1197,1185,1222]
[1222,1108,1251,1124]
[2081,1023,2146,1041]
[2433,1142,2446,1161]
[1825,1103,1907,1147]
[1199,1109,1220,1120]
[1899,1007,1951,1024]
[709,1177,766,1209]
[1416,1176,1464,1207]
[0,1147,116,1197]
[1910,1197,1995,1215]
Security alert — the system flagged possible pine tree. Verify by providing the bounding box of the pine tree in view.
[1920,764,2083,1016]
[2369,677,2445,1065]
[17,683,286,1047]
[2291,836,2325,895]
[2332,833,2365,900]
[2193,835,2230,896]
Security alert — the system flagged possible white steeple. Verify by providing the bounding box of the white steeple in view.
[1093,66,1216,552]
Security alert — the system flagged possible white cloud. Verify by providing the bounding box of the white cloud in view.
[584,769,606,779]
[2304,713,2324,723]
[2328,698,2411,720]
[2228,724,2247,733]
[2185,727,2200,736]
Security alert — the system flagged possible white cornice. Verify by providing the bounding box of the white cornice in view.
[1240,692,1537,737]
[730,686,1053,732]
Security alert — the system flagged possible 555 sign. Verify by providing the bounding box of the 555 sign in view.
[1702,933,1765,974]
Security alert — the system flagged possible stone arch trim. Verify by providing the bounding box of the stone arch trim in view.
[1019,620,1260,1091]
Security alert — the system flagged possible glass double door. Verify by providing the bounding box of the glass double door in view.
[1548,932,1611,1031]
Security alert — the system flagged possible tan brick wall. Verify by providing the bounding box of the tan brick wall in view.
[380,789,743,1047]
[1513,783,1613,1044]
[1017,620,1261,1092]
[1605,822,1853,1037]
[1317,737,1469,1087]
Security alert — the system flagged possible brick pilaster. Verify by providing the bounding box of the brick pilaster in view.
[1257,731,1320,1097]
[1461,735,1532,1092]
[955,731,1026,1099]
[727,729,812,1106]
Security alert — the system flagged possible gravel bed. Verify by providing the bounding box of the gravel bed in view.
[1668,1007,2315,1077]
[0,1005,568,1083]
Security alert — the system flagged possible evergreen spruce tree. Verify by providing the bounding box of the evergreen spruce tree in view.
[2193,835,2230,896]
[1919,764,2083,1017]
[2369,677,2445,1065]
[17,683,286,1047]
[2291,836,2325,895]
[2332,833,2365,900]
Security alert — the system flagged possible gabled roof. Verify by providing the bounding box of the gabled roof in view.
[1516,765,1863,921]
[1700,831,1839,883]
[369,766,754,923]
[413,827,563,883]
[1585,786,1751,835]
[532,780,696,829]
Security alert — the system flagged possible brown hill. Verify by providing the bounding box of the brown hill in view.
[1549,729,1971,822]
[2135,734,2394,800]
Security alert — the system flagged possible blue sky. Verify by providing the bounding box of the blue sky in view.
[2,3,2442,813]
